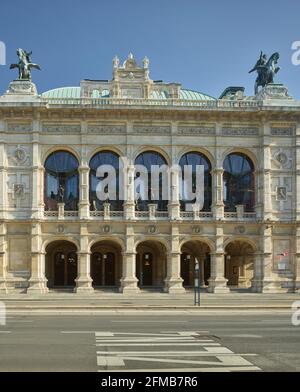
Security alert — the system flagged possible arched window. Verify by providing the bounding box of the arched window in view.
[223,153,255,212]
[44,151,79,211]
[134,151,168,211]
[179,152,212,211]
[89,151,122,211]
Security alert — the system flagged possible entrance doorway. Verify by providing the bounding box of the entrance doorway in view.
[45,241,78,288]
[136,241,167,289]
[91,241,122,288]
[180,241,211,288]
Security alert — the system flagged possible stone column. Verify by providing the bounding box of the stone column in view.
[251,252,263,292]
[199,254,205,287]
[75,225,93,293]
[78,165,90,219]
[0,123,7,220]
[58,203,65,219]
[236,205,244,220]
[295,123,300,291]
[27,223,48,294]
[164,226,185,293]
[0,223,7,293]
[262,123,272,220]
[120,225,139,293]
[212,168,224,220]
[123,164,135,220]
[31,120,44,219]
[168,164,181,220]
[148,203,157,220]
[294,226,300,291]
[103,202,111,220]
[208,226,229,293]
[261,224,283,293]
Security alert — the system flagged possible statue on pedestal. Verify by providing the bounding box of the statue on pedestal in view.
[10,48,41,80]
[249,51,280,94]
[58,185,65,203]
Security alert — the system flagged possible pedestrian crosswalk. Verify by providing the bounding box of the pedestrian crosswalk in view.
[95,331,261,372]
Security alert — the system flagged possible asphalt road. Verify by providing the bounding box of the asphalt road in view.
[0,311,299,372]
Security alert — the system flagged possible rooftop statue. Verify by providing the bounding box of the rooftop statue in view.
[249,51,280,94]
[10,48,41,80]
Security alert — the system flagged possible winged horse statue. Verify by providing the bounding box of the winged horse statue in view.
[10,48,41,80]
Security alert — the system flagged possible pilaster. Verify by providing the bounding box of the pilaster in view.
[74,224,93,293]
[27,223,48,293]
[164,226,185,293]
[120,225,139,293]
[208,226,229,293]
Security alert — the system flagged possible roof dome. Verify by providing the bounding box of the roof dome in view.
[42,86,216,100]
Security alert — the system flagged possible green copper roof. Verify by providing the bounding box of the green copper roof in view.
[42,87,81,99]
[42,86,215,100]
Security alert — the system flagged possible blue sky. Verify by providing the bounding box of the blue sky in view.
[1,0,300,98]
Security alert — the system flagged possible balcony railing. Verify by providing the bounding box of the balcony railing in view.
[180,211,213,220]
[43,207,255,221]
[44,97,262,110]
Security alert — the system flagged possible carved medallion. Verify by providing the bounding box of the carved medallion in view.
[103,225,111,233]
[235,225,246,234]
[192,226,202,234]
[57,225,65,234]
[148,225,157,234]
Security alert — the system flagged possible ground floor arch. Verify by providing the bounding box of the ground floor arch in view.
[90,240,122,288]
[136,240,167,288]
[45,240,78,288]
[225,240,255,289]
[180,240,211,288]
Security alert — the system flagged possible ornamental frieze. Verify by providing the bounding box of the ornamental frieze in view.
[178,125,215,135]
[87,124,126,134]
[7,123,32,132]
[222,125,259,136]
[271,127,294,136]
[132,124,171,134]
[42,124,81,133]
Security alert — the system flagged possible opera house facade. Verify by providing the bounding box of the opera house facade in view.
[0,53,299,295]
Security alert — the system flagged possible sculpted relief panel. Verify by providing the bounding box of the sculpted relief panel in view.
[7,172,31,208]
[271,175,292,211]
[271,148,293,170]
[7,144,31,167]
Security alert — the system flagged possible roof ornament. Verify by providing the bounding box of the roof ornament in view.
[113,55,119,69]
[123,53,137,69]
[10,48,41,81]
[143,56,149,69]
[249,51,280,95]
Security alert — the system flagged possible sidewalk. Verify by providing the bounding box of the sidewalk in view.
[0,291,299,311]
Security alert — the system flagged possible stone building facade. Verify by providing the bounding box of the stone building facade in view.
[0,53,299,295]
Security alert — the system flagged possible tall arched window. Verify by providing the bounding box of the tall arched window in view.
[89,151,122,211]
[44,151,79,211]
[223,153,255,212]
[179,152,212,211]
[134,151,168,211]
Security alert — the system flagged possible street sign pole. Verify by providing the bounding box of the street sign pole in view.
[194,258,200,306]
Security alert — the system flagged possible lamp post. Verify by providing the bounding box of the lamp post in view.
[194,258,200,306]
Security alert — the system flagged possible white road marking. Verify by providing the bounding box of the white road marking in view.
[0,331,11,333]
[98,366,261,372]
[61,331,99,334]
[225,334,262,338]
[94,331,261,372]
